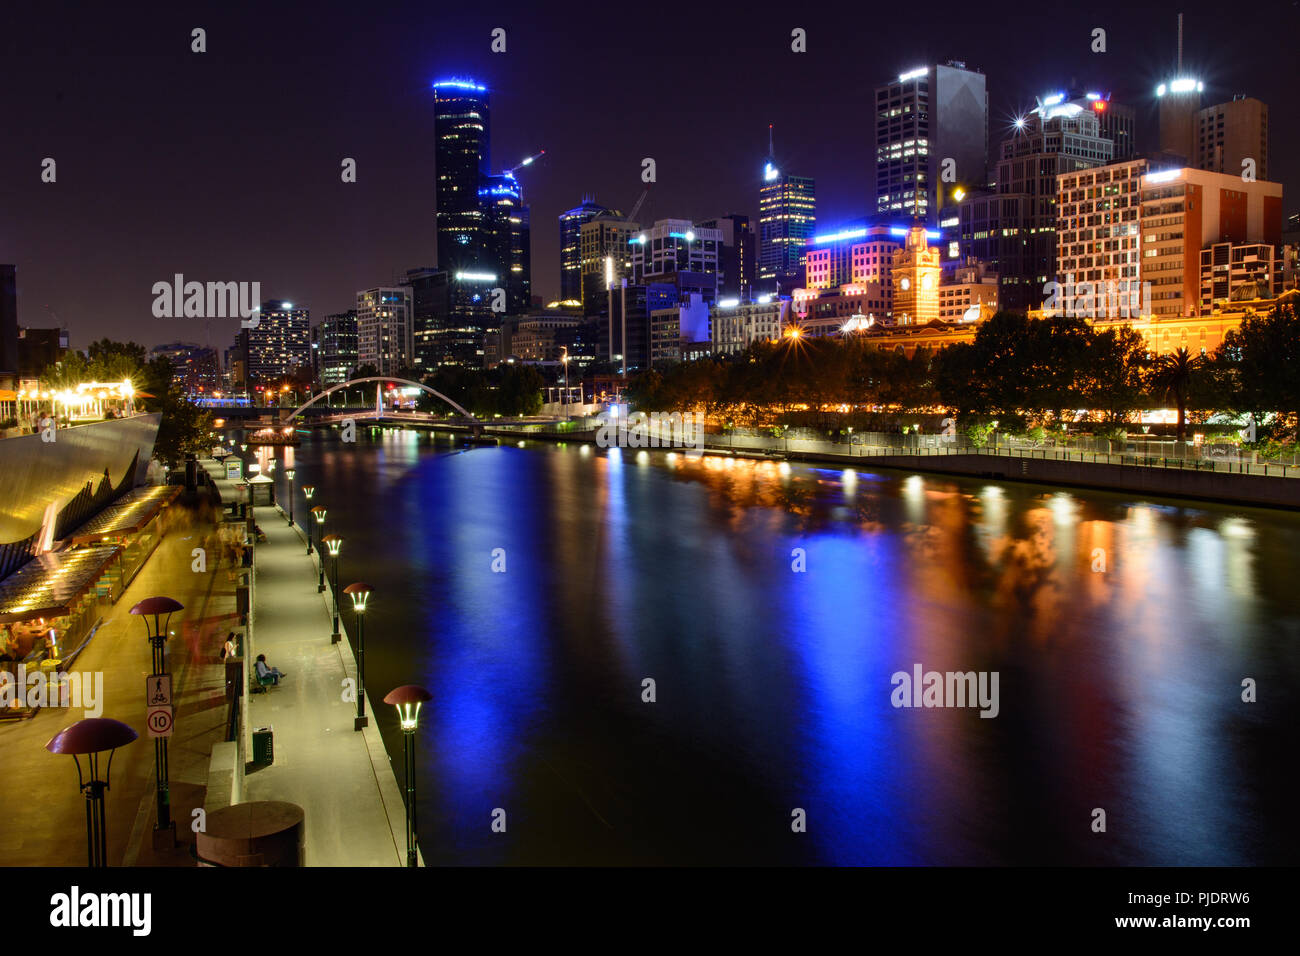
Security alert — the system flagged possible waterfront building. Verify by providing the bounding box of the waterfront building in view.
[434,78,491,276]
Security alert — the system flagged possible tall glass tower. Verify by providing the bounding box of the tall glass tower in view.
[433,78,491,274]
[758,131,815,287]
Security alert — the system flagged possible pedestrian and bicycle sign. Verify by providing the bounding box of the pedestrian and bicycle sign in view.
[147,705,174,738]
[147,674,172,706]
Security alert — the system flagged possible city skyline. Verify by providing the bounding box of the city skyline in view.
[3,0,1296,350]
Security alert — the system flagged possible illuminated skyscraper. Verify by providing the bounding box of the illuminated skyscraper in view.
[356,288,413,376]
[433,78,491,275]
[559,197,610,302]
[875,61,987,222]
[758,131,815,288]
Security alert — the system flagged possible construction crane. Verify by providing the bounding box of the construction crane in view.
[505,149,546,178]
[627,184,651,223]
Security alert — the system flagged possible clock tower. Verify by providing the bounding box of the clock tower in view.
[890,225,940,326]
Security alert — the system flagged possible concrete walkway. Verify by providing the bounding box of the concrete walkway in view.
[203,460,410,866]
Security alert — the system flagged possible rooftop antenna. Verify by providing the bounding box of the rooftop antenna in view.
[768,124,774,158]
[1177,12,1183,71]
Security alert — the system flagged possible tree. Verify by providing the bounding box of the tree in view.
[1146,346,1201,441]
[1080,325,1147,426]
[1218,301,1300,441]
[152,386,214,468]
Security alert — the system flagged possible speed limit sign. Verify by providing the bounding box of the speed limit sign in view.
[147,705,174,738]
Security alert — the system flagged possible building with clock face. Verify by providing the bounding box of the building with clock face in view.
[891,225,941,325]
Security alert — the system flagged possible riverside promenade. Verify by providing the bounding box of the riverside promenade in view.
[203,460,411,866]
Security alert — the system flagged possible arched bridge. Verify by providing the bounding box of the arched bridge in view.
[280,376,477,423]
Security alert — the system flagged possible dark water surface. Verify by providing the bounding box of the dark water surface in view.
[277,430,1300,865]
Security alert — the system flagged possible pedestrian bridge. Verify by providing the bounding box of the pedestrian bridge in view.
[279,377,477,424]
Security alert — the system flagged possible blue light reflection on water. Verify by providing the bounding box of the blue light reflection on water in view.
[279,432,1300,865]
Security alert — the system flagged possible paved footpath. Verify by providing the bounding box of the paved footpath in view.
[0,498,236,866]
[204,460,410,866]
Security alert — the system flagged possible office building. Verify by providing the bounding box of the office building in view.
[875,61,987,221]
[1200,241,1282,311]
[803,223,902,292]
[950,91,1114,310]
[1156,76,1204,162]
[242,300,310,385]
[630,219,722,286]
[481,173,530,312]
[356,287,413,376]
[314,310,358,386]
[580,214,639,317]
[758,134,816,286]
[559,197,611,302]
[712,296,789,355]
[1140,167,1283,317]
[698,214,756,300]
[434,78,491,276]
[1196,96,1268,181]
[150,342,219,395]
[399,268,451,370]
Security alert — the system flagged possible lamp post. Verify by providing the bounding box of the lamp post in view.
[302,485,316,554]
[285,468,296,526]
[384,685,432,867]
[322,534,342,642]
[129,596,183,840]
[560,347,570,417]
[46,718,138,867]
[311,506,327,591]
[343,583,372,731]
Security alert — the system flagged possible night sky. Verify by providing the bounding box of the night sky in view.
[4,0,1296,351]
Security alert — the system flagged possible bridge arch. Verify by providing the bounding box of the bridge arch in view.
[283,376,476,422]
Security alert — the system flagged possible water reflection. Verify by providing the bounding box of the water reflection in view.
[280,433,1300,865]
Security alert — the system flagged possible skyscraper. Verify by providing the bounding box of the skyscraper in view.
[356,288,414,376]
[481,173,530,312]
[758,131,815,288]
[580,213,638,317]
[559,198,610,302]
[698,214,755,300]
[315,310,358,386]
[1195,96,1268,180]
[433,78,491,275]
[241,300,310,385]
[875,61,987,221]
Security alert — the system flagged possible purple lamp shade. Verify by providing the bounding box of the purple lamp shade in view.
[383,685,432,707]
[46,718,139,755]
[129,596,185,616]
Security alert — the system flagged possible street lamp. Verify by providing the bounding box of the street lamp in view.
[343,582,372,731]
[129,595,184,841]
[302,485,316,554]
[46,718,138,867]
[560,347,570,417]
[384,685,432,867]
[285,468,296,526]
[311,506,327,591]
[322,534,343,642]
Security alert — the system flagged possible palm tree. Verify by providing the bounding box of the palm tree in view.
[1148,347,1201,442]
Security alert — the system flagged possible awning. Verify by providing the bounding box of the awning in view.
[62,485,180,545]
[0,544,122,623]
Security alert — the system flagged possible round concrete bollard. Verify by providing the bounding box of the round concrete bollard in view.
[196,801,304,867]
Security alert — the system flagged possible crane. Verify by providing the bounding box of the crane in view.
[505,149,546,178]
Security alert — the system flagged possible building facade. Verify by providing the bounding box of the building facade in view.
[758,147,815,286]
[559,197,611,302]
[875,61,987,222]
[242,300,310,385]
[314,310,358,386]
[356,288,413,376]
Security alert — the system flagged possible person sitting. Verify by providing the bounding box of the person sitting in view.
[254,654,285,685]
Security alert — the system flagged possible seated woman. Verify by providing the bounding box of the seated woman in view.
[254,654,285,685]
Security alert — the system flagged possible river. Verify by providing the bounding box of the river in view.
[276,429,1300,865]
